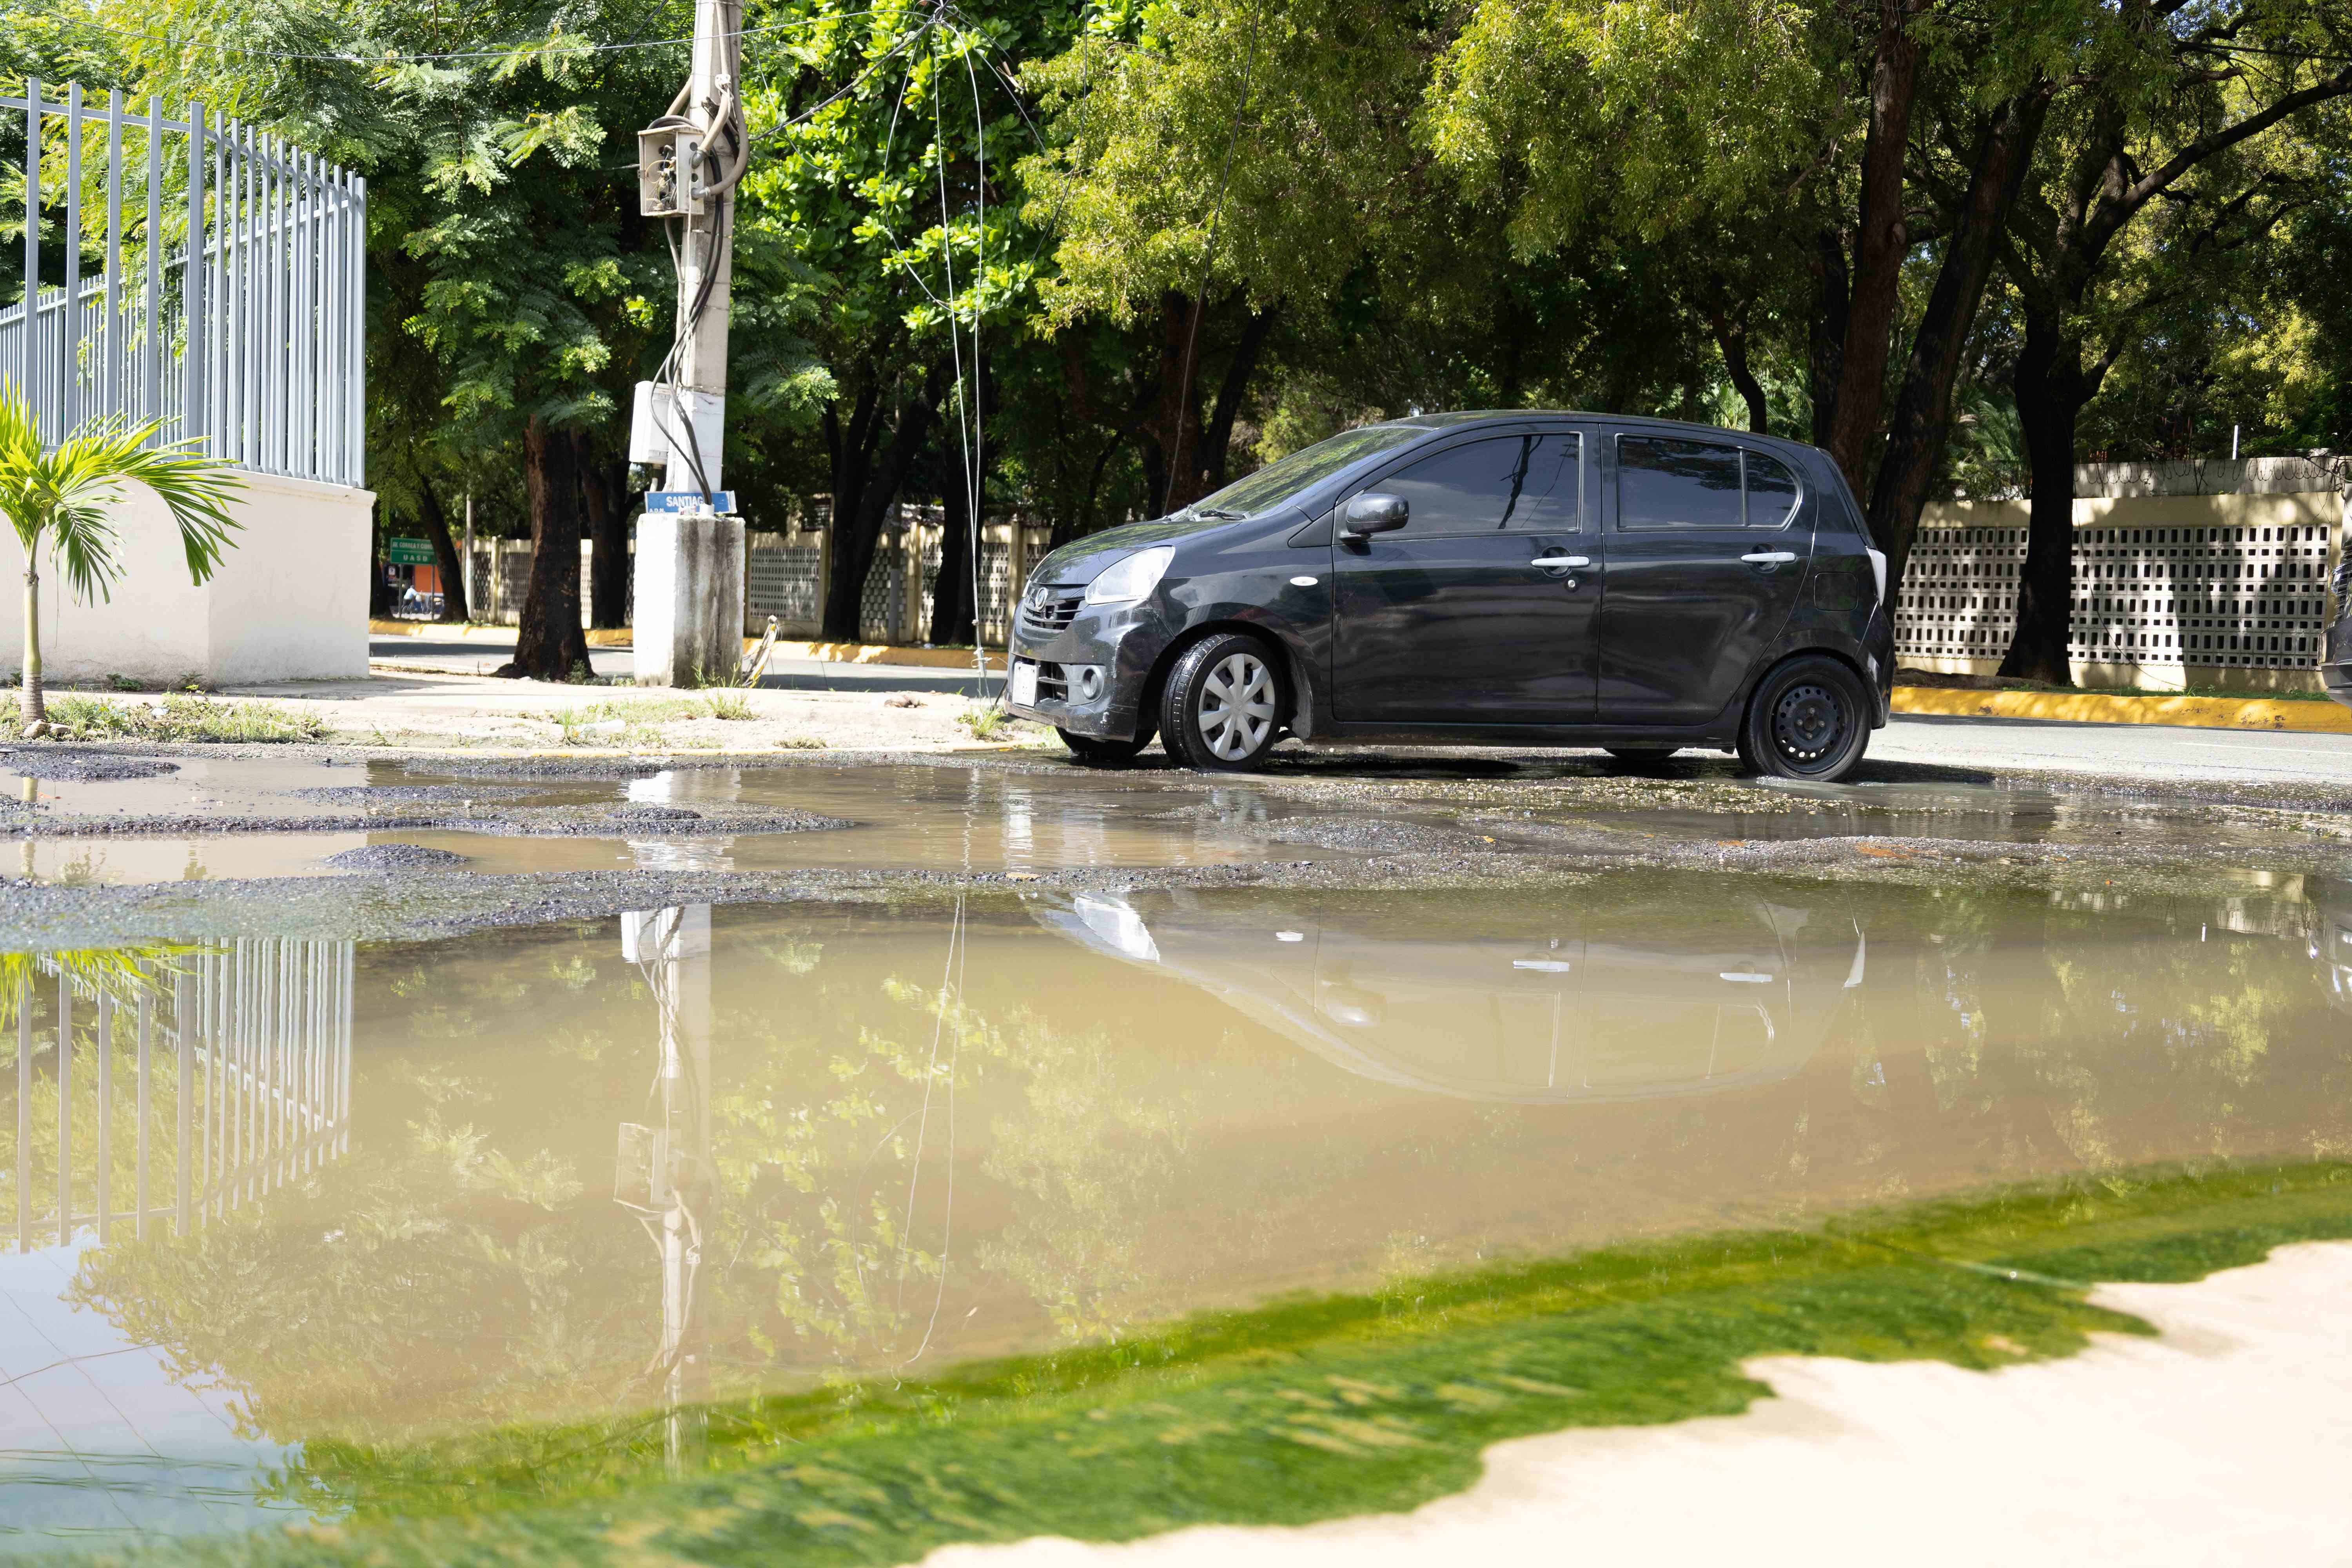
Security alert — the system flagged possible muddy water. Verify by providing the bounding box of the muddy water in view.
[5,871,2351,1540]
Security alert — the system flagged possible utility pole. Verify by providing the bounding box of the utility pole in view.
[632,0,750,687]
[673,0,735,452]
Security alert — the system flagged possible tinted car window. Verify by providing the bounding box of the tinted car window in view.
[1376,434,1580,533]
[1191,424,1420,517]
[1617,436,1744,529]
[1746,450,1801,528]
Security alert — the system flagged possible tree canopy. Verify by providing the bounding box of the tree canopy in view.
[4,0,2347,679]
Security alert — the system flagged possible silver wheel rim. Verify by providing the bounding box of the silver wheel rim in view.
[1197,651,1276,761]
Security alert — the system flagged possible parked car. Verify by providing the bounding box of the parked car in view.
[1025,889,1864,1105]
[1005,412,1893,780]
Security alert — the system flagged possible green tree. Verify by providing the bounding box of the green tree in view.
[0,391,239,733]
[1994,7,2352,683]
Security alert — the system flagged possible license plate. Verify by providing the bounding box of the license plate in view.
[1010,661,1039,708]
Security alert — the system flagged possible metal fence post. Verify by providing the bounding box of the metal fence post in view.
[62,83,81,435]
[22,82,40,414]
[181,101,207,449]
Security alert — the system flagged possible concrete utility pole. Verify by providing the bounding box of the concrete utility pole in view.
[633,0,749,687]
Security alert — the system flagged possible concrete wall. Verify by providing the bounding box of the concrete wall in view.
[1900,474,2349,693]
[0,468,373,687]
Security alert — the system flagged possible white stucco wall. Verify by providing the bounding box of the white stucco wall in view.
[0,468,372,686]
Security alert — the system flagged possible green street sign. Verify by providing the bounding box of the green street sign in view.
[386,537,437,565]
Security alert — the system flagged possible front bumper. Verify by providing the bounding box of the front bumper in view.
[1004,604,1167,740]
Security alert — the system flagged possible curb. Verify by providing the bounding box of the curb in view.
[368,620,632,647]
[1893,686,2352,734]
[760,640,1006,672]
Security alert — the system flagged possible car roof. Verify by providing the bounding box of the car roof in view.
[1376,409,1825,459]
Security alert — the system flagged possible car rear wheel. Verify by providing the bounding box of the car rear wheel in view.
[1737,654,1870,781]
[1160,633,1287,771]
[1059,728,1152,766]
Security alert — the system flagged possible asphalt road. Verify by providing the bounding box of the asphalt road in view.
[1871,712,2352,786]
[367,637,2352,784]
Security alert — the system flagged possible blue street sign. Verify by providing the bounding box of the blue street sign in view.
[643,490,737,514]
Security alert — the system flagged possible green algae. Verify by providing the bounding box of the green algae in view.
[46,1159,2352,1567]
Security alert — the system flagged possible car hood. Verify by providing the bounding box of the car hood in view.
[1027,516,1229,587]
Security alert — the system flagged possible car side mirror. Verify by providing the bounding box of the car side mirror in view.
[1341,493,1409,535]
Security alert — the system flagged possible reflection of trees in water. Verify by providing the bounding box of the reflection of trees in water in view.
[708,919,1187,1368]
[1835,889,2345,1185]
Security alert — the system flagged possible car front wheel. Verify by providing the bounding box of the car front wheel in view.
[1160,633,1287,771]
[1737,655,1871,781]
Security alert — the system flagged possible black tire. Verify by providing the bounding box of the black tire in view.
[1158,632,1288,771]
[1736,654,1871,781]
[1604,746,1681,762]
[1059,727,1152,766]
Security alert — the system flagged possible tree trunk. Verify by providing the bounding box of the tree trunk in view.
[1824,4,1920,491]
[1865,88,2049,620]
[2000,308,2085,685]
[1708,309,1769,434]
[1808,228,1849,449]
[19,560,44,730]
[1152,291,1206,515]
[1201,305,1278,491]
[367,514,395,619]
[819,370,945,642]
[577,432,631,630]
[929,452,977,647]
[498,416,590,681]
[413,472,470,624]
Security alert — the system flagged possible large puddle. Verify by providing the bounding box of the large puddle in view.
[4,870,2350,1541]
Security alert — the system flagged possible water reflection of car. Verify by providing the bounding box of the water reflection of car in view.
[1027,891,1864,1104]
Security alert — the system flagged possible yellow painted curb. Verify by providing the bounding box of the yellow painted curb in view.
[368,620,632,646]
[1893,686,2352,734]
[758,639,1007,672]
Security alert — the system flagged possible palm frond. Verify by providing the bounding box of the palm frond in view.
[0,390,245,592]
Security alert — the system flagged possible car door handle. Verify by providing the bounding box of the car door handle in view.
[1530,554,1590,568]
[1741,550,1798,565]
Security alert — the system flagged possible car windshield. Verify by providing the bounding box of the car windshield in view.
[1188,425,1419,518]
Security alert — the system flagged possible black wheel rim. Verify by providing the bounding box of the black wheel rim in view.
[1770,680,1851,770]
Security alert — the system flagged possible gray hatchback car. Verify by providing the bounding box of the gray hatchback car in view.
[1004,412,1894,780]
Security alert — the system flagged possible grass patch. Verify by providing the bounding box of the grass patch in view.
[43,694,329,744]
[958,703,1018,741]
[96,1161,2352,1566]
[550,696,761,744]
[701,692,757,721]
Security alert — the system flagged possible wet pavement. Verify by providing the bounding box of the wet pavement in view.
[4,745,2352,1550]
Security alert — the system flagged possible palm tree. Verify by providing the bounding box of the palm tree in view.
[0,386,241,736]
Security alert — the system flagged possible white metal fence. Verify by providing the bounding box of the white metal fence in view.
[2,80,365,485]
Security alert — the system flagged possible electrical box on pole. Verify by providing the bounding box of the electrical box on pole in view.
[637,129,704,218]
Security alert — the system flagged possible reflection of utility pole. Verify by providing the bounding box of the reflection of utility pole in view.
[617,905,713,1472]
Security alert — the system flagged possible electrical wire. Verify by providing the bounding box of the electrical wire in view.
[57,10,893,66]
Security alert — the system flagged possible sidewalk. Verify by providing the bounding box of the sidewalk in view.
[368,628,1004,696]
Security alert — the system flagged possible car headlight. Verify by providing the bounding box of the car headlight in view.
[1083,545,1174,606]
